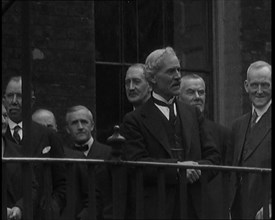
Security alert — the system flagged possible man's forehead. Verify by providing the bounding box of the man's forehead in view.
[126,67,144,77]
[6,80,22,92]
[184,78,205,87]
[67,109,92,120]
[160,54,180,68]
[249,67,271,77]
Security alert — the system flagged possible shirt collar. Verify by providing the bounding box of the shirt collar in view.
[80,136,94,156]
[152,92,175,105]
[252,99,272,119]
[8,119,22,130]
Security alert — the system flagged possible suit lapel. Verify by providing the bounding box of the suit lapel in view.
[5,126,16,144]
[141,99,172,157]
[87,141,99,159]
[234,114,250,165]
[176,100,191,156]
[242,106,271,161]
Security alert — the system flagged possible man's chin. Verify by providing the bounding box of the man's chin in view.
[8,114,22,123]
[253,99,270,108]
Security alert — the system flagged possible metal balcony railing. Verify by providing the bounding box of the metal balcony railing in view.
[2,156,271,220]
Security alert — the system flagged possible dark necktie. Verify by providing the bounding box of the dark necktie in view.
[250,110,258,128]
[73,144,89,152]
[152,97,176,125]
[13,125,21,144]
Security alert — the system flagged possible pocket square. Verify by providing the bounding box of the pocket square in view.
[42,146,51,154]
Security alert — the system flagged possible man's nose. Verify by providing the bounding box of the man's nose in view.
[11,94,18,103]
[256,85,263,93]
[174,69,181,79]
[77,121,83,129]
[194,91,200,98]
[129,81,135,90]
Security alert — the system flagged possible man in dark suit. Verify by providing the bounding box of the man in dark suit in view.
[179,73,231,218]
[2,103,38,220]
[121,47,220,219]
[2,76,66,220]
[61,105,112,220]
[229,61,271,219]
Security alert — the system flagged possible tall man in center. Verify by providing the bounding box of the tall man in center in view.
[121,47,220,219]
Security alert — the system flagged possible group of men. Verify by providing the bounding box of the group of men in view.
[2,76,112,220]
[122,47,271,219]
[2,46,271,220]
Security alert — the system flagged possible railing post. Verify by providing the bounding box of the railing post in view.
[262,172,271,219]
[178,168,187,219]
[222,171,230,218]
[22,162,33,220]
[157,167,166,219]
[42,163,53,220]
[62,163,76,220]
[107,125,127,220]
[135,168,144,219]
[200,172,208,219]
[87,165,97,220]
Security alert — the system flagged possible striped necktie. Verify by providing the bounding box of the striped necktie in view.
[250,110,258,128]
[13,125,21,144]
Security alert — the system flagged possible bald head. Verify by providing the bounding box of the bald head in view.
[32,109,57,131]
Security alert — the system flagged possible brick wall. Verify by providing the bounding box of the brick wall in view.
[2,1,271,133]
[240,0,271,113]
[2,1,95,133]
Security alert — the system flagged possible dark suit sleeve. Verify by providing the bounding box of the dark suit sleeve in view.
[48,130,67,211]
[195,109,221,180]
[15,165,39,213]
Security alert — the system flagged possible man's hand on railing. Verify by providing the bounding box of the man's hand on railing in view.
[177,161,201,183]
[7,206,22,220]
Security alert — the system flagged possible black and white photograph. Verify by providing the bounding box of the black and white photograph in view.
[2,1,271,219]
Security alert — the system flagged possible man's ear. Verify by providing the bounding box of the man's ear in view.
[150,75,157,85]
[244,80,249,93]
[31,95,36,108]
[91,123,95,133]
[66,126,70,134]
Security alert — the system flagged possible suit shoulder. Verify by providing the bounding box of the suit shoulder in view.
[232,113,250,126]
[94,141,112,152]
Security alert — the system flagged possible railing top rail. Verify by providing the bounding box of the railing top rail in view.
[1,157,272,173]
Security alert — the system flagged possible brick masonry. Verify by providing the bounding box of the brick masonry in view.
[2,1,271,133]
[2,1,95,133]
[239,0,271,113]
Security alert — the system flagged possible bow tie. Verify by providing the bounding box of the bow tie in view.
[152,97,177,124]
[73,144,89,152]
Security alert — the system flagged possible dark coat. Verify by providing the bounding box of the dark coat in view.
[5,121,66,220]
[121,98,220,219]
[61,140,112,220]
[3,138,38,215]
[230,106,271,219]
[203,119,232,219]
